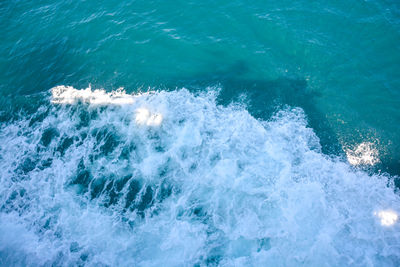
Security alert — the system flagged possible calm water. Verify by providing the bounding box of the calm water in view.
[1,0,400,266]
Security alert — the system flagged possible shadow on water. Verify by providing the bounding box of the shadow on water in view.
[164,60,344,157]
[165,61,400,177]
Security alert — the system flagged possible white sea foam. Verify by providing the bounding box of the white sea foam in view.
[0,86,399,266]
[346,142,380,166]
[135,108,163,126]
[374,210,399,227]
[51,85,137,105]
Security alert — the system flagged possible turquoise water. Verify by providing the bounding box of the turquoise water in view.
[1,0,400,266]
[2,0,400,169]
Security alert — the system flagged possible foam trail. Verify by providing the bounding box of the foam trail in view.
[0,86,399,266]
[51,85,137,105]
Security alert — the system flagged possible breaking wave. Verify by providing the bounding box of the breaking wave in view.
[0,86,399,266]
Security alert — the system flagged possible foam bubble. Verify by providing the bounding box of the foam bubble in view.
[0,86,399,266]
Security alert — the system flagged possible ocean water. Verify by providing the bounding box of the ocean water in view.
[1,1,400,266]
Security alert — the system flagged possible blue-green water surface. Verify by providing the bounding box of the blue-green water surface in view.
[1,1,400,266]
[2,0,400,172]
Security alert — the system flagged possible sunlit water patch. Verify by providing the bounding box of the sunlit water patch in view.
[374,210,399,227]
[0,87,399,266]
[346,142,380,167]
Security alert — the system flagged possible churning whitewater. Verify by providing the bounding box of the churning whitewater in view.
[0,86,399,266]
